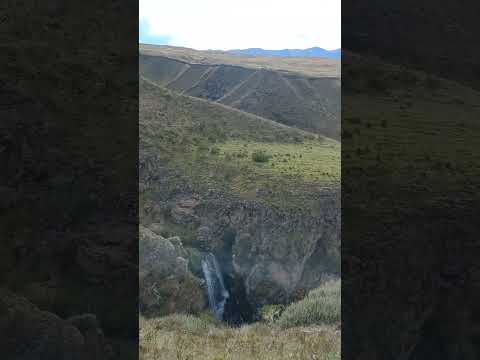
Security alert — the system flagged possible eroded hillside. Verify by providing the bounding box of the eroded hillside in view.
[139,45,340,139]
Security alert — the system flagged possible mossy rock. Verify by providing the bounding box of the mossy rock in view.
[186,247,203,276]
[139,226,207,317]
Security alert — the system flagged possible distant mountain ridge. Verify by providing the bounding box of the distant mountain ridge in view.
[227,47,341,59]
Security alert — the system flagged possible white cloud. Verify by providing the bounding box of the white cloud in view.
[139,0,341,50]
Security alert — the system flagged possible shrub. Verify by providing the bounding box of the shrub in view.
[251,150,271,163]
[277,279,340,328]
[209,146,220,155]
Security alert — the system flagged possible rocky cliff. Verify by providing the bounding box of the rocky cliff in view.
[141,181,339,308]
[139,226,206,316]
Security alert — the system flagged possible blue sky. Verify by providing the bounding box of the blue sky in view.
[139,20,172,45]
[139,0,341,50]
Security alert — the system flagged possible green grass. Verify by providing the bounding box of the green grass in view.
[140,79,340,212]
[219,140,339,182]
[277,279,341,329]
[167,138,339,211]
[142,313,219,335]
[140,314,340,360]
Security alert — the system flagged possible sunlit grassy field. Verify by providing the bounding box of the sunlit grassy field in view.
[217,140,340,183]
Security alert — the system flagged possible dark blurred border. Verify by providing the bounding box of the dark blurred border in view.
[342,1,480,359]
[0,2,138,359]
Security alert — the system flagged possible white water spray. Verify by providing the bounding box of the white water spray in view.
[201,252,229,321]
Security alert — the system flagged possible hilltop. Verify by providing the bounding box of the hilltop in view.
[227,47,341,59]
[140,44,340,77]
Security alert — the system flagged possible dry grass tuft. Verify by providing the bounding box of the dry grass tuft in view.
[140,314,340,360]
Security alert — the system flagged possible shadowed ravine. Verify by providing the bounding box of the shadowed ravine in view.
[201,252,257,325]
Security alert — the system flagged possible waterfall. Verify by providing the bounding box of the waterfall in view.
[201,252,230,321]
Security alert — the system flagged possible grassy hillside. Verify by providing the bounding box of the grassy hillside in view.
[342,52,480,358]
[140,77,339,213]
[139,45,340,139]
[342,51,480,207]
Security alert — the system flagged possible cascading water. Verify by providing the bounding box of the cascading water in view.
[201,252,230,321]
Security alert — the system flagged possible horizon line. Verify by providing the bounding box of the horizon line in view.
[139,42,341,52]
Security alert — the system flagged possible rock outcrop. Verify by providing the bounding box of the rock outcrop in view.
[141,182,340,308]
[139,226,206,316]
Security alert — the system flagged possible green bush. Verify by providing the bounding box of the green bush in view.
[209,146,220,155]
[251,150,271,163]
[277,279,340,328]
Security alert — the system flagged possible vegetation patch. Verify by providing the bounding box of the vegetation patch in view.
[259,304,286,323]
[140,314,340,360]
[186,247,203,276]
[277,279,340,329]
[140,81,340,212]
[252,150,271,163]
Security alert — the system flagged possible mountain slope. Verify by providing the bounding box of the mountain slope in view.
[342,50,480,359]
[140,76,340,308]
[227,47,341,59]
[139,45,340,139]
[140,76,339,209]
